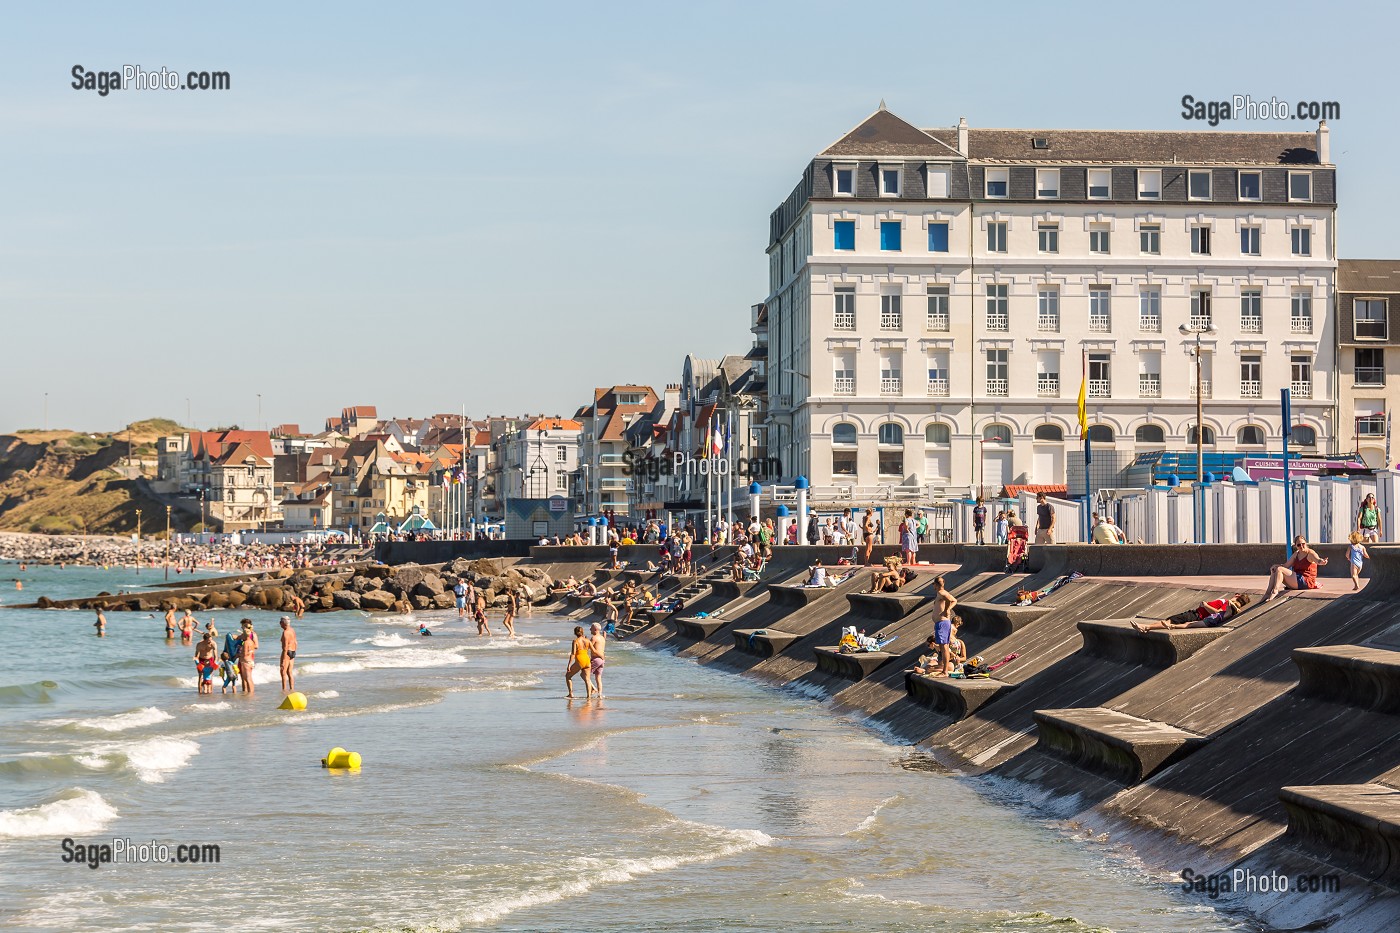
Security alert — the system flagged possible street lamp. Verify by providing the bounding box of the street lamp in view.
[164,506,172,581]
[1179,322,1217,487]
[134,508,142,574]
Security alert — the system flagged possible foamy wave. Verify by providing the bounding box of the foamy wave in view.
[455,674,543,692]
[298,660,365,675]
[352,632,412,648]
[63,707,173,733]
[311,690,340,699]
[846,795,900,835]
[185,701,231,712]
[0,789,118,838]
[458,634,558,651]
[453,825,770,924]
[299,647,468,676]
[84,738,200,784]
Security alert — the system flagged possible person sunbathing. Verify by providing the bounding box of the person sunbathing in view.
[1131,594,1250,632]
[867,558,915,593]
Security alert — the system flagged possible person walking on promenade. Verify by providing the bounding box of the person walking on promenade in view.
[862,510,876,565]
[1034,493,1055,545]
[994,510,1009,546]
[588,622,607,698]
[279,617,297,692]
[1358,493,1381,543]
[566,625,595,698]
[972,498,988,545]
[899,509,919,565]
[806,514,820,546]
[1349,531,1371,591]
[1262,536,1328,602]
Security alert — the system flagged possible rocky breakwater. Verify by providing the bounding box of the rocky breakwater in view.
[30,557,558,617]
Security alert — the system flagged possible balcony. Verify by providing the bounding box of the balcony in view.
[1038,315,1059,332]
[926,312,949,332]
[1292,316,1313,334]
[1189,314,1213,330]
[1240,380,1262,399]
[1241,315,1263,334]
[1139,375,1161,398]
[1037,378,1060,398]
[1089,316,1112,333]
[1140,314,1161,333]
[1355,367,1386,386]
[1190,380,1213,399]
[1088,379,1111,398]
[879,312,903,330]
[926,378,949,397]
[879,377,903,395]
[986,378,1008,397]
[833,377,855,396]
[1291,381,1313,399]
[834,311,855,330]
[986,312,1008,331]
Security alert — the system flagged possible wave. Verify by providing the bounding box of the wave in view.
[0,751,118,779]
[55,706,173,733]
[185,701,231,712]
[453,673,543,692]
[0,680,59,706]
[351,632,412,648]
[84,737,200,784]
[846,794,900,836]
[0,788,119,838]
[311,690,339,699]
[300,647,469,676]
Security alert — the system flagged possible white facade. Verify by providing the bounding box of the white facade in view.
[499,420,580,502]
[764,111,1338,499]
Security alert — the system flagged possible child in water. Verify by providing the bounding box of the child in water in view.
[219,651,237,694]
[419,624,432,637]
[1349,531,1371,591]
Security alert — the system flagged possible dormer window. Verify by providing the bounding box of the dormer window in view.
[1087,168,1111,199]
[1137,169,1161,200]
[1289,171,1312,202]
[1239,171,1262,201]
[833,164,855,196]
[1035,168,1059,199]
[985,167,1009,198]
[880,165,902,197]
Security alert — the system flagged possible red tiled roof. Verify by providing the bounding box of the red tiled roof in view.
[1002,484,1069,498]
[192,430,275,461]
[529,417,581,431]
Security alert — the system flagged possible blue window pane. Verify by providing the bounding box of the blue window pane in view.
[987,180,1007,197]
[880,221,901,251]
[836,169,853,194]
[834,220,855,250]
[928,223,949,252]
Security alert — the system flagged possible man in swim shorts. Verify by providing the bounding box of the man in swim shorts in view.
[194,632,218,695]
[279,616,297,693]
[588,622,607,698]
[164,607,176,638]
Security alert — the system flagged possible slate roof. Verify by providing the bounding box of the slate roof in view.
[1339,260,1400,293]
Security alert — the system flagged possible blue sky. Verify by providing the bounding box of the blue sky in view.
[0,1,1390,433]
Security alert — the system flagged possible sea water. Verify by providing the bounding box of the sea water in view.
[0,562,1252,931]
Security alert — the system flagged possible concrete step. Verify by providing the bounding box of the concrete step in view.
[1078,619,1230,667]
[732,628,799,658]
[846,592,923,621]
[768,584,836,607]
[1293,646,1400,713]
[904,671,1013,719]
[813,646,896,681]
[1033,707,1210,784]
[673,615,730,640]
[1279,783,1400,884]
[956,602,1049,639]
[710,580,759,599]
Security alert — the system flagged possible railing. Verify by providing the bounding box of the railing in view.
[1088,379,1111,398]
[880,312,903,330]
[1140,314,1161,332]
[926,312,949,332]
[833,377,855,395]
[833,311,855,330]
[986,378,1008,397]
[880,377,903,395]
[1240,380,1262,398]
[1291,381,1313,399]
[1190,380,1213,399]
[1292,316,1313,334]
[986,312,1008,331]
[1355,367,1386,386]
[1089,316,1111,333]
[1038,315,1059,332]
[1189,314,1213,329]
[926,378,949,397]
[1037,379,1059,398]
[1241,315,1263,334]
[1139,375,1161,398]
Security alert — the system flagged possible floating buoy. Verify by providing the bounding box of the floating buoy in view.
[278,692,308,711]
[321,747,361,769]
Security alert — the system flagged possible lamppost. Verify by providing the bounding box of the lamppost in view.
[1179,322,1217,487]
[164,506,171,581]
[134,508,142,573]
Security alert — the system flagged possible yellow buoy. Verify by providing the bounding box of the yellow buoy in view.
[323,749,361,769]
[278,692,308,711]
[321,746,347,767]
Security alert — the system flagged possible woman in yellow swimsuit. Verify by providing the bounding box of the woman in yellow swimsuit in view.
[566,625,595,698]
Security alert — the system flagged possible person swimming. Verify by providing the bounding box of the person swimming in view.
[419,624,432,637]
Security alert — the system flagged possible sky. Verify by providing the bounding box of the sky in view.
[0,0,1393,434]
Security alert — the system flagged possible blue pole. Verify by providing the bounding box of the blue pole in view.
[1083,434,1092,542]
[1282,388,1293,559]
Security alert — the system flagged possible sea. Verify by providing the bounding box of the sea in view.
[0,562,1254,932]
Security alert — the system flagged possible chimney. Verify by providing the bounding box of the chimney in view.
[957,117,969,157]
[1316,120,1330,164]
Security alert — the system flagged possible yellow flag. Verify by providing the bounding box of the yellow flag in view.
[1076,351,1088,439]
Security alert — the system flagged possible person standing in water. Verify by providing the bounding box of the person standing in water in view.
[474,586,492,637]
[588,622,607,698]
[163,607,176,639]
[565,625,594,698]
[278,617,297,693]
[501,588,519,638]
[93,606,106,637]
[237,619,259,694]
[194,633,217,695]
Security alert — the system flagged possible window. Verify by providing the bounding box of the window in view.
[833,351,855,395]
[926,286,949,331]
[880,293,902,330]
[983,424,1012,444]
[1139,351,1162,397]
[880,167,901,196]
[834,166,854,195]
[1240,226,1261,256]
[1037,223,1059,253]
[1137,169,1161,199]
[1356,299,1388,339]
[928,222,949,252]
[833,220,855,251]
[832,423,857,445]
[880,221,902,251]
[1038,288,1059,332]
[926,168,949,198]
[1034,424,1063,441]
[1355,348,1385,386]
[556,445,567,462]
[1240,355,1262,398]
[1240,288,1262,333]
[1290,425,1317,446]
[1291,227,1311,256]
[1238,425,1265,446]
[1190,289,1212,329]
[1188,170,1212,200]
[1036,168,1060,198]
[834,286,855,330]
[832,447,857,477]
[1292,291,1313,334]
[880,354,902,394]
[1087,425,1114,443]
[985,168,1008,198]
[555,471,569,491]
[987,221,1007,252]
[1140,288,1161,331]
[1090,224,1110,254]
[1088,168,1111,199]
[1140,224,1160,254]
[1037,350,1059,397]
[927,352,949,396]
[1089,287,1111,332]
[1289,171,1312,202]
[925,423,951,444]
[986,350,1008,396]
[1191,225,1211,255]
[1088,354,1111,397]
[1359,414,1386,438]
[879,423,905,446]
[1188,425,1217,445]
[986,284,1008,331]
[1239,171,1262,201]
[877,424,904,476]
[1135,424,1165,443]
[1291,355,1313,398]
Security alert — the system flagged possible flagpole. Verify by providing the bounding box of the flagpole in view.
[726,407,734,530]
[1079,349,1091,542]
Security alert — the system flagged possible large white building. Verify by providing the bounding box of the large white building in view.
[763,106,1337,498]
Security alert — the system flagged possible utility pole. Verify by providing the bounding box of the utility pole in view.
[164,506,171,581]
[135,508,142,574]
